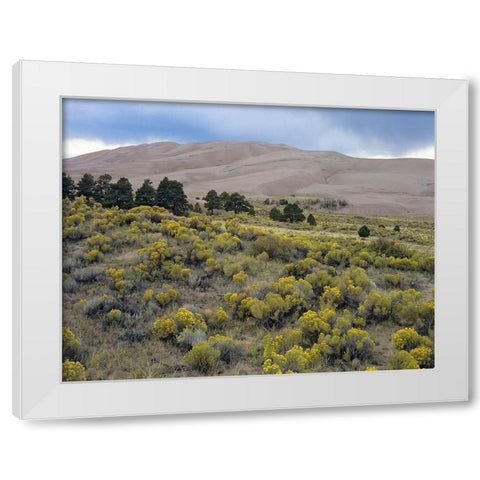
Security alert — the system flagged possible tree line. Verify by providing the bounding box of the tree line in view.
[203,189,255,215]
[63,173,256,216]
[269,202,316,225]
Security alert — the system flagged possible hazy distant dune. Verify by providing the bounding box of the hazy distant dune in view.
[63,140,434,217]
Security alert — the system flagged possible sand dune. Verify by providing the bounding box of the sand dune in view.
[63,140,434,216]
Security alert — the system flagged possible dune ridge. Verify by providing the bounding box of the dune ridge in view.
[63,140,434,216]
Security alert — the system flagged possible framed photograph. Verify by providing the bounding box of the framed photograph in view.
[13,60,468,419]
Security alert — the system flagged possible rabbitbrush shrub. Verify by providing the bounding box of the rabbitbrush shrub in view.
[62,360,86,381]
[182,341,220,374]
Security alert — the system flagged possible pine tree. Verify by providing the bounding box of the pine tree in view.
[104,177,134,209]
[283,203,305,222]
[93,174,112,205]
[156,177,189,216]
[135,179,156,206]
[219,191,230,208]
[203,190,222,214]
[224,192,253,214]
[76,173,96,199]
[269,207,284,221]
[307,214,317,226]
[62,173,76,200]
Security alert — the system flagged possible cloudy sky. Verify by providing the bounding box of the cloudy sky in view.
[62,98,435,159]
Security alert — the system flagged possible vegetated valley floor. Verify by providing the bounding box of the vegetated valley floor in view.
[62,195,434,381]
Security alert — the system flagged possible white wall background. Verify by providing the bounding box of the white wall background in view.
[1,1,476,478]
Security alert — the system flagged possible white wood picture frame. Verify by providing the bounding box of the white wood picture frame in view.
[12,60,468,419]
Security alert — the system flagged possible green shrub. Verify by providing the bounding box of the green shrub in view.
[71,266,105,283]
[358,225,371,238]
[358,291,395,323]
[342,328,375,361]
[325,249,349,266]
[182,341,220,374]
[387,350,419,370]
[62,277,78,293]
[120,328,149,343]
[414,301,435,335]
[384,273,404,288]
[176,328,208,351]
[83,295,120,317]
[370,238,412,258]
[209,335,241,365]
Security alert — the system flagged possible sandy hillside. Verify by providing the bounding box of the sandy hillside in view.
[63,140,434,217]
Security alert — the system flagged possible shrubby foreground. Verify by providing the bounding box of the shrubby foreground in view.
[62,194,434,381]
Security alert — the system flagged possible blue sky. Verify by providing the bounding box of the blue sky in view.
[62,98,435,159]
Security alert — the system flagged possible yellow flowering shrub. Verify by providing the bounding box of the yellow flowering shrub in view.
[358,291,394,322]
[388,350,420,370]
[211,232,242,253]
[143,289,154,302]
[232,270,248,284]
[421,255,435,274]
[152,308,207,340]
[62,327,82,360]
[105,267,125,282]
[283,328,303,349]
[284,345,310,373]
[415,300,435,334]
[209,334,235,345]
[86,234,112,253]
[298,309,333,345]
[410,345,434,368]
[321,285,342,307]
[134,240,170,280]
[62,360,86,381]
[391,327,424,351]
[262,358,283,374]
[84,249,103,263]
[256,251,269,262]
[209,307,229,328]
[155,287,181,307]
[335,309,353,334]
[152,317,176,339]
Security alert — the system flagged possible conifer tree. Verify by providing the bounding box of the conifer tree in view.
[203,190,222,214]
[76,173,96,199]
[135,179,156,206]
[104,177,134,209]
[156,177,189,216]
[62,172,76,200]
[93,174,112,205]
[283,203,305,222]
